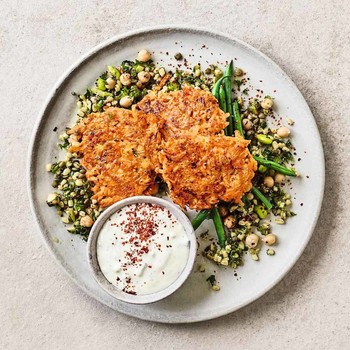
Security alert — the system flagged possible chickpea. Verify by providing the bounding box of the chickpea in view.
[286,117,294,126]
[105,77,116,89]
[274,173,286,183]
[263,234,277,246]
[120,73,131,86]
[119,96,133,108]
[137,49,151,62]
[136,81,143,89]
[277,126,291,138]
[212,284,220,291]
[80,215,94,228]
[260,97,273,110]
[264,176,274,188]
[242,118,252,130]
[224,215,236,229]
[234,67,244,77]
[245,234,259,248]
[137,71,151,83]
[69,133,79,144]
[47,193,58,204]
[198,264,205,272]
[246,192,254,200]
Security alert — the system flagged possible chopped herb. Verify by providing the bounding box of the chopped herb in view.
[233,79,243,90]
[206,275,216,286]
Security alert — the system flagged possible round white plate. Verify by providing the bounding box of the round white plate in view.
[28,25,324,323]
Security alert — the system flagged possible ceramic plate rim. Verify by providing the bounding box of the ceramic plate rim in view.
[27,24,325,323]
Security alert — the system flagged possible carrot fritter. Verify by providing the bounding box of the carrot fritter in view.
[159,132,257,210]
[68,88,256,210]
[134,87,229,140]
[69,108,158,208]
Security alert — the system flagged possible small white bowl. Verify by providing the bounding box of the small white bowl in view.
[87,196,196,304]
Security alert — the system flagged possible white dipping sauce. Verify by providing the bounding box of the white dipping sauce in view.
[97,202,190,295]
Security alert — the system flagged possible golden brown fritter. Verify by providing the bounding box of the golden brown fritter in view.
[69,108,159,208]
[134,87,229,140]
[68,88,256,210]
[158,132,257,210]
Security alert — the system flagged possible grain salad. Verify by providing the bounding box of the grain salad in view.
[46,49,299,288]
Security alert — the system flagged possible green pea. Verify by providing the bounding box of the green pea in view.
[257,134,273,145]
[255,205,268,219]
[258,165,268,173]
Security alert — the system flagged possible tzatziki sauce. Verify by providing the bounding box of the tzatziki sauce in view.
[96,202,190,295]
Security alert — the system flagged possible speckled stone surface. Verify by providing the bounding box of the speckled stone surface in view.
[1,1,349,349]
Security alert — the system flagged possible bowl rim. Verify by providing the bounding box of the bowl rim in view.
[87,195,197,304]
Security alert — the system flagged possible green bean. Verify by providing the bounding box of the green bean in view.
[233,100,244,136]
[252,186,273,210]
[219,86,227,112]
[212,74,233,136]
[253,156,297,177]
[211,76,230,98]
[191,210,210,230]
[219,86,228,135]
[224,60,234,136]
[212,208,226,248]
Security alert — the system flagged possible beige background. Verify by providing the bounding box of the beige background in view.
[1,0,350,349]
